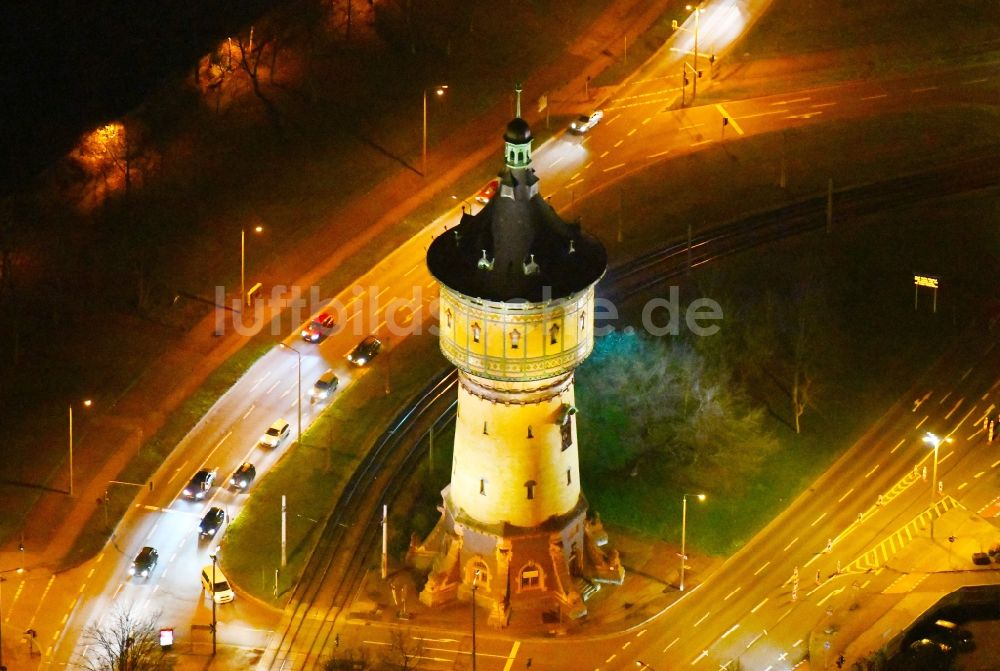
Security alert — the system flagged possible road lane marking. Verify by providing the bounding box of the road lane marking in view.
[992,460,1000,468]
[692,650,709,664]
[975,471,985,478]
[753,561,770,576]
[664,637,680,652]
[600,150,609,158]
[403,263,420,277]
[647,149,671,159]
[628,128,637,136]
[27,575,56,630]
[145,523,158,540]
[614,140,624,148]
[605,654,617,663]
[201,431,232,466]
[602,163,626,173]
[772,97,811,105]
[961,367,973,381]
[865,465,880,478]
[911,86,938,93]
[501,641,521,671]
[249,371,270,392]
[87,568,95,579]
[838,487,855,503]
[281,384,293,399]
[776,607,793,623]
[714,104,744,135]
[940,450,954,464]
[266,380,281,394]
[737,109,788,119]
[958,482,968,491]
[746,631,764,648]
[793,639,803,647]
[890,439,905,454]
[622,641,632,650]
[690,140,712,147]
[724,587,741,600]
[637,629,647,637]
[940,391,952,404]
[783,537,798,551]
[916,415,928,428]
[643,117,652,125]
[811,513,827,527]
[944,398,964,420]
[721,624,739,638]
[751,597,768,613]
[953,405,977,430]
[242,404,255,420]
[817,587,845,606]
[811,102,836,108]
[964,78,989,84]
[694,611,710,626]
[860,94,888,100]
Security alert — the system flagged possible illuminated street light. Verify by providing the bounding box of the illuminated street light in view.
[471,568,480,671]
[923,432,952,539]
[241,224,263,307]
[680,493,706,592]
[422,85,448,177]
[68,399,93,497]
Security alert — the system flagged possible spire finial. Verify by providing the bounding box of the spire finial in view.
[515,82,523,118]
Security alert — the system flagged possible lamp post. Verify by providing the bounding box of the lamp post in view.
[68,399,93,497]
[422,85,448,177]
[471,568,480,671]
[680,493,706,592]
[685,3,703,101]
[279,343,302,447]
[0,568,25,670]
[923,432,952,539]
[240,225,263,307]
[209,549,218,656]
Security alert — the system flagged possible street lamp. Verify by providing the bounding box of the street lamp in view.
[471,568,480,671]
[422,85,448,177]
[209,548,218,656]
[686,3,704,101]
[680,493,706,592]
[241,225,263,307]
[279,343,302,447]
[923,432,952,539]
[0,568,25,670]
[68,399,93,497]
[635,662,656,670]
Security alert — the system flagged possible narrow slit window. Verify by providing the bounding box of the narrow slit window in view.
[549,323,560,345]
[471,322,481,343]
[525,480,536,500]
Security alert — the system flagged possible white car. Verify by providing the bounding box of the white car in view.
[569,110,604,134]
[259,419,291,448]
[201,565,235,603]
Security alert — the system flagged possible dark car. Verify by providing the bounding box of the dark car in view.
[569,110,604,134]
[972,551,991,565]
[475,179,499,204]
[311,369,339,401]
[183,469,215,500]
[199,507,227,538]
[229,463,256,490]
[301,312,336,343]
[347,335,382,366]
[129,546,158,578]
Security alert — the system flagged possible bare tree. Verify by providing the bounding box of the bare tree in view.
[323,645,376,670]
[74,602,164,671]
[791,312,814,435]
[382,629,423,670]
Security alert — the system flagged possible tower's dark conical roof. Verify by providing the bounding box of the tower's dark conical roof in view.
[427,116,606,303]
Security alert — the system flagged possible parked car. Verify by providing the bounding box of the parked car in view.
[129,546,158,578]
[311,369,339,401]
[972,551,991,565]
[301,312,336,343]
[475,179,499,204]
[199,507,227,538]
[259,419,291,448]
[201,565,235,603]
[229,463,256,490]
[909,638,952,653]
[569,110,604,134]
[182,469,216,500]
[347,335,382,366]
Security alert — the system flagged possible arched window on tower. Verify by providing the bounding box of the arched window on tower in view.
[579,312,586,331]
[480,478,487,496]
[510,328,521,350]
[549,323,560,345]
[471,322,481,343]
[445,308,453,328]
[525,480,536,500]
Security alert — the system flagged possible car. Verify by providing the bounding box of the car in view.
[569,110,604,134]
[932,620,974,651]
[909,638,952,653]
[475,179,499,204]
[182,469,216,500]
[301,312,337,343]
[199,507,226,538]
[229,462,256,490]
[259,419,291,448]
[129,546,158,578]
[972,551,991,565]
[347,335,382,366]
[311,369,339,401]
[201,565,235,604]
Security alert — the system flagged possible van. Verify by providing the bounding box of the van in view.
[201,565,235,603]
[259,419,291,448]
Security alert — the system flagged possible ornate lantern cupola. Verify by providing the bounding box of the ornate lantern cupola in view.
[504,84,533,169]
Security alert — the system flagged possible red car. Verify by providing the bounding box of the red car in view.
[475,179,499,204]
[301,312,336,343]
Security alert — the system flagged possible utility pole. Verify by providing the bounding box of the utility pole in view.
[381,504,388,579]
[281,495,287,568]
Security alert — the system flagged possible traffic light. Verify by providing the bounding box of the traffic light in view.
[697,70,703,78]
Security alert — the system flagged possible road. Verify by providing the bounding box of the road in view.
[14,4,999,670]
